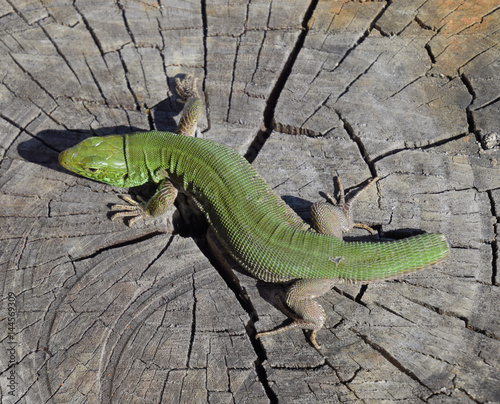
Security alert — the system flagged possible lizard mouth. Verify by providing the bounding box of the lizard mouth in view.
[58,149,73,170]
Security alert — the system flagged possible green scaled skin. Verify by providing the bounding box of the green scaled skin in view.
[59,78,449,349]
[59,131,448,282]
[59,131,449,348]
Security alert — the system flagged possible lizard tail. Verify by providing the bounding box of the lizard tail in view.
[334,233,450,282]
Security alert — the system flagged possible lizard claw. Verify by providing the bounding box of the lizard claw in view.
[255,288,325,350]
[175,75,200,103]
[256,320,323,351]
[110,195,150,227]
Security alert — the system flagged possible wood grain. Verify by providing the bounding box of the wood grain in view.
[1,0,499,402]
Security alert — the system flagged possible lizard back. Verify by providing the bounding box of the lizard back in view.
[125,131,449,283]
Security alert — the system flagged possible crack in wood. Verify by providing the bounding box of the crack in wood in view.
[456,387,482,404]
[38,23,82,86]
[9,53,58,104]
[248,1,273,85]
[195,230,280,401]
[459,73,483,149]
[5,0,31,26]
[298,94,331,133]
[83,57,109,106]
[336,110,377,179]
[138,234,175,279]
[200,0,208,91]
[73,3,105,57]
[405,294,500,341]
[374,301,416,324]
[117,49,141,111]
[354,331,433,395]
[185,273,197,368]
[329,0,393,76]
[116,0,136,45]
[336,53,383,102]
[244,0,320,162]
[371,131,471,165]
[70,231,167,263]
[457,42,498,75]
[473,95,500,112]
[424,42,437,64]
[225,36,241,123]
[354,284,368,304]
[385,74,426,101]
[253,359,279,403]
[332,286,366,308]
[486,190,498,286]
[322,357,363,400]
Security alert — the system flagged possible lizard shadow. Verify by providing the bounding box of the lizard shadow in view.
[19,127,184,229]
[20,72,190,173]
[203,192,430,343]
[20,96,429,347]
[19,72,191,221]
[200,192,428,338]
[18,126,148,186]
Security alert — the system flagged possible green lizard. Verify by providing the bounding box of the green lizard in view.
[59,77,449,349]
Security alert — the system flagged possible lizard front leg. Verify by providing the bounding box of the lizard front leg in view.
[111,77,202,226]
[110,178,178,227]
[256,176,378,349]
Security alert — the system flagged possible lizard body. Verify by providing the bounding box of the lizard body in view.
[59,78,449,348]
[60,130,448,284]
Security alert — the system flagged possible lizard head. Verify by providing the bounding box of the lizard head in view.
[59,135,129,187]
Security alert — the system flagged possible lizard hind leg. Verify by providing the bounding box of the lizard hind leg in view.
[311,176,379,237]
[256,278,336,350]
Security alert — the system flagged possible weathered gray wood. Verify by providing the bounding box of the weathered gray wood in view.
[1,0,499,403]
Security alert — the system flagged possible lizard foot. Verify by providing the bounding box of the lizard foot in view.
[255,279,335,350]
[175,76,203,137]
[110,195,151,227]
[312,176,379,237]
[256,321,323,350]
[175,75,200,103]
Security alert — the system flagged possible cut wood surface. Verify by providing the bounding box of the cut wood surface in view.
[1,0,499,402]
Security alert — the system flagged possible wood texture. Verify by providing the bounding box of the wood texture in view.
[1,0,499,402]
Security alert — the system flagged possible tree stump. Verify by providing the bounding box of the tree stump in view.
[1,1,499,402]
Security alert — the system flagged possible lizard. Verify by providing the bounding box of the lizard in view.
[59,76,449,349]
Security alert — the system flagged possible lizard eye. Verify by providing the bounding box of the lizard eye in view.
[87,167,98,173]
